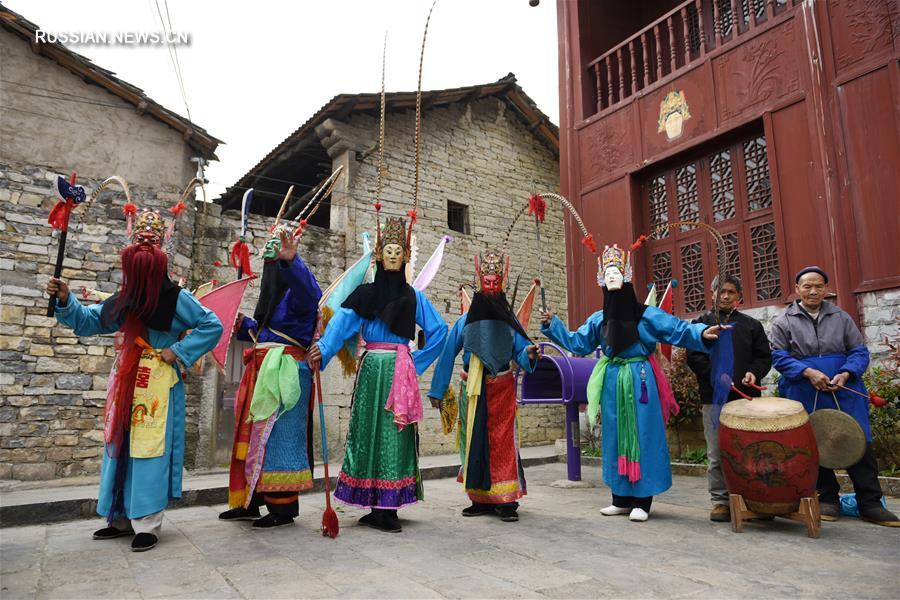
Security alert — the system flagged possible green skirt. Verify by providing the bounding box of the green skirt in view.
[333,351,422,509]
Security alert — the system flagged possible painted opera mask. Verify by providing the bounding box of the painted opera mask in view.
[598,244,632,290]
[378,217,408,272]
[476,249,508,296]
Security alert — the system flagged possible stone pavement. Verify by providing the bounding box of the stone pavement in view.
[1,462,898,599]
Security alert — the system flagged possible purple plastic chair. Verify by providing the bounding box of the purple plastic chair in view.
[516,342,599,481]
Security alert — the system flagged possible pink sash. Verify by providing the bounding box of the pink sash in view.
[367,342,421,431]
[649,355,679,425]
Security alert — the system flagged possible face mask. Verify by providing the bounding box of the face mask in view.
[381,243,405,272]
[604,266,624,291]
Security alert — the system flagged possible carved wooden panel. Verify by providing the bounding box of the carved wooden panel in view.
[639,66,716,160]
[680,241,706,313]
[743,136,772,212]
[675,163,700,229]
[647,175,669,237]
[713,21,801,122]
[652,250,673,295]
[827,0,898,74]
[723,231,742,282]
[710,149,736,221]
[751,221,781,300]
[577,108,634,186]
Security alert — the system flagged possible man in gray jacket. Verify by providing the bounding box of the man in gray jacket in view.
[770,266,898,526]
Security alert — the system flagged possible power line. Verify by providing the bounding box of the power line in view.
[151,0,191,122]
[163,0,191,122]
[2,85,142,110]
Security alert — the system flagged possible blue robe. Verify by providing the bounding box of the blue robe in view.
[542,307,709,497]
[428,313,537,398]
[317,288,447,375]
[56,289,222,519]
[234,255,322,492]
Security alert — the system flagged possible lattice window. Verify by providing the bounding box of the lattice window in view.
[676,163,699,230]
[686,3,702,54]
[722,232,741,281]
[681,242,706,313]
[643,130,782,311]
[751,222,780,300]
[652,251,673,294]
[710,150,736,221]
[741,0,767,25]
[717,0,734,38]
[744,136,772,211]
[647,175,669,237]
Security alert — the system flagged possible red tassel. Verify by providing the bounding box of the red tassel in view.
[122,203,138,216]
[213,260,222,267]
[407,209,418,224]
[581,234,597,254]
[374,201,382,212]
[47,198,76,231]
[630,234,649,251]
[528,193,547,223]
[870,393,887,408]
[212,279,219,286]
[169,201,187,216]
[229,240,255,278]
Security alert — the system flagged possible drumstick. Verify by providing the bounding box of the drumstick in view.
[833,383,887,407]
[730,384,754,401]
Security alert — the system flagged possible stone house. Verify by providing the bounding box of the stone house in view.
[204,74,566,467]
[0,3,567,480]
[0,6,222,480]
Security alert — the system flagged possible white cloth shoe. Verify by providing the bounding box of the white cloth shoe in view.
[600,505,631,516]
[629,508,649,522]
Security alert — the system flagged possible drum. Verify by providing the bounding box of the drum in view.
[719,397,819,514]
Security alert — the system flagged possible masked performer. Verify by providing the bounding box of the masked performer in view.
[309,215,448,533]
[218,224,323,529]
[427,249,538,522]
[47,208,222,551]
[540,244,724,522]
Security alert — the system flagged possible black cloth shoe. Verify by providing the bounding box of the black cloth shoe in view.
[819,502,840,522]
[462,503,496,517]
[860,506,900,527]
[130,533,158,552]
[370,509,402,533]
[93,525,135,540]
[497,505,519,522]
[218,507,261,521]
[251,513,294,529]
[358,511,377,526]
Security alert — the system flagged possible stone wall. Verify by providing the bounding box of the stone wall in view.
[0,162,197,480]
[858,289,900,367]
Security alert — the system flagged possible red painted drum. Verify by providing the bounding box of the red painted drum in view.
[719,397,819,514]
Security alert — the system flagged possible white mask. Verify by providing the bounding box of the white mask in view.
[604,266,624,291]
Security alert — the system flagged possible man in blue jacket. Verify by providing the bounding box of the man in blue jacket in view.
[770,266,898,527]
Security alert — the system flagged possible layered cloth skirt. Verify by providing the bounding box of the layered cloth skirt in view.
[228,345,314,509]
[457,369,525,504]
[333,347,422,509]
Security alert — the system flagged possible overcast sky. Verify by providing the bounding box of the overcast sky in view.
[7,0,560,199]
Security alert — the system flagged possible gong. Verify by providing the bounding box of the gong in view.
[809,408,866,469]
